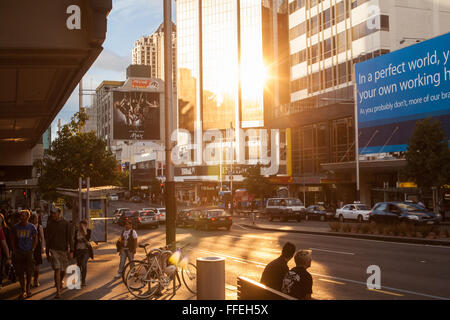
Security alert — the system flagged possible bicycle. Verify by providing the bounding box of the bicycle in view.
[124,242,197,299]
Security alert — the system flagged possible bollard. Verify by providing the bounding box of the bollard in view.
[196,257,225,300]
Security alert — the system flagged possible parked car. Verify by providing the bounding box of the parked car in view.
[335,203,371,223]
[130,196,142,203]
[109,194,119,201]
[176,208,201,228]
[369,201,441,225]
[135,210,159,229]
[193,208,233,231]
[305,204,334,221]
[112,208,130,224]
[265,198,306,222]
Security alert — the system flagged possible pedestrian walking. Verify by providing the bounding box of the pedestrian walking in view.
[30,213,45,288]
[74,219,92,286]
[260,242,296,291]
[115,220,137,279]
[10,210,37,299]
[0,213,12,289]
[44,208,73,299]
[281,250,314,300]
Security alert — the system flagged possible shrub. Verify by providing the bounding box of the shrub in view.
[398,223,409,237]
[376,224,385,235]
[342,223,352,233]
[392,224,400,236]
[445,227,450,238]
[361,224,370,234]
[419,226,433,238]
[354,224,362,233]
[369,223,378,234]
[329,222,341,232]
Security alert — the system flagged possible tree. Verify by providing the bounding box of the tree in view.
[242,164,275,207]
[403,117,450,199]
[35,110,122,202]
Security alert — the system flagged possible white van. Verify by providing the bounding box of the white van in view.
[265,198,306,222]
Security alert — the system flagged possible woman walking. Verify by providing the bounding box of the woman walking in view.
[74,219,92,286]
[30,213,45,287]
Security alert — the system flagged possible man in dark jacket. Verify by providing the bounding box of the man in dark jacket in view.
[45,208,73,299]
[260,242,296,291]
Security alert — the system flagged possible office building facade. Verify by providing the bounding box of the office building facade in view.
[273,0,450,205]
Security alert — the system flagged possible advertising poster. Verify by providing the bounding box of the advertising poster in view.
[355,32,450,154]
[113,91,160,140]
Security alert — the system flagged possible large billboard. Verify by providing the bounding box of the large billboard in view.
[113,91,160,140]
[355,32,450,154]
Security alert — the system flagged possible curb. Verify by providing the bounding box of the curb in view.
[242,224,450,246]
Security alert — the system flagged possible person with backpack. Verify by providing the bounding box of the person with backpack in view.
[74,219,92,286]
[281,249,314,300]
[115,220,137,279]
[260,242,296,291]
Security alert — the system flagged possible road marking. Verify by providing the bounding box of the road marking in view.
[318,278,345,285]
[234,224,251,231]
[368,289,404,297]
[309,247,355,255]
[189,247,450,300]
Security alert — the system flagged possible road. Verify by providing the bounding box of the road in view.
[109,200,450,300]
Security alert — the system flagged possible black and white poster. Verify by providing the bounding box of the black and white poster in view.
[113,91,160,140]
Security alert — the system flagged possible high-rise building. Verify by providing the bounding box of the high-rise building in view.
[132,22,177,90]
[273,0,450,205]
[177,0,290,133]
[175,0,291,202]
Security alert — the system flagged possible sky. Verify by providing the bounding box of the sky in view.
[51,0,176,140]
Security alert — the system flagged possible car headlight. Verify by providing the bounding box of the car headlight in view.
[407,215,419,221]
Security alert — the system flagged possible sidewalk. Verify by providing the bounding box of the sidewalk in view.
[0,228,203,301]
[241,217,450,246]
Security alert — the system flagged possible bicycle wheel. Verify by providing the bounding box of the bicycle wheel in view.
[122,259,142,284]
[125,260,161,299]
[181,262,197,294]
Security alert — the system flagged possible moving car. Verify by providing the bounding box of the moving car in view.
[134,210,159,229]
[113,208,130,224]
[335,203,371,223]
[193,208,232,231]
[305,204,334,221]
[265,198,306,222]
[176,209,201,228]
[143,207,166,224]
[369,201,441,225]
[118,210,138,226]
[109,194,119,201]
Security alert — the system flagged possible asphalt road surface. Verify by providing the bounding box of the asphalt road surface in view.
[108,200,450,300]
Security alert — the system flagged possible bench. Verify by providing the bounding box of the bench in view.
[237,276,297,300]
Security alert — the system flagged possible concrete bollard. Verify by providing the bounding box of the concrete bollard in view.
[196,257,225,300]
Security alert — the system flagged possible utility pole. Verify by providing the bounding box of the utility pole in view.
[164,0,176,249]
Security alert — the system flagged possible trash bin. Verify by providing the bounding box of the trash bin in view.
[196,257,225,300]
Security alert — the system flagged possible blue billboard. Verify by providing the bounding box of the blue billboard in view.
[355,32,450,154]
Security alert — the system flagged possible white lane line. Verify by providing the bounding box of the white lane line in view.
[233,224,251,231]
[309,247,355,256]
[318,278,346,285]
[189,247,450,300]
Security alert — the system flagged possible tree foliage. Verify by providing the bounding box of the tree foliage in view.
[35,110,121,201]
[242,164,275,203]
[403,117,450,195]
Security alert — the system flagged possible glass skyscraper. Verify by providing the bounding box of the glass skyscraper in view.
[176,0,289,133]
